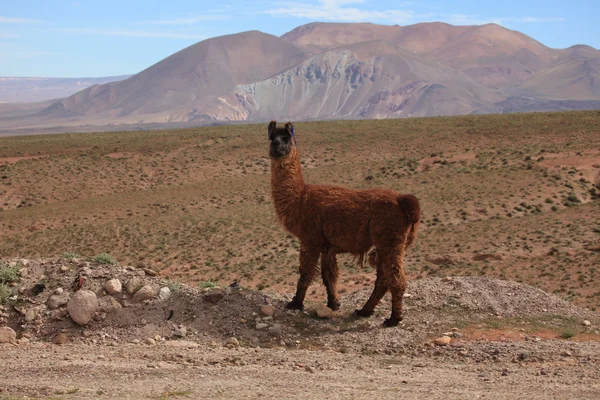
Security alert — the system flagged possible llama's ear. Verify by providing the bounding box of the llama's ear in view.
[285,122,296,143]
[268,121,277,140]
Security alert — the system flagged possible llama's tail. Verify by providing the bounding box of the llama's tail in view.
[398,194,420,247]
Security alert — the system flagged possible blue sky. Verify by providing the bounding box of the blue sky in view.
[1,0,598,77]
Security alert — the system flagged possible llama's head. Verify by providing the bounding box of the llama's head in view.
[268,121,296,159]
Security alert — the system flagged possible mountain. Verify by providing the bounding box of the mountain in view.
[230,40,501,120]
[0,75,130,103]
[1,21,599,132]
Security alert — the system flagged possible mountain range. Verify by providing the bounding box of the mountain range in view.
[1,22,600,133]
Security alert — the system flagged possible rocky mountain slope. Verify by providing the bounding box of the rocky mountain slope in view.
[1,22,600,132]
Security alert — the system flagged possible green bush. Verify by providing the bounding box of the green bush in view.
[0,263,20,284]
[95,253,117,265]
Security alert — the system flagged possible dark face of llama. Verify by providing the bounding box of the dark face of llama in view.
[268,121,296,159]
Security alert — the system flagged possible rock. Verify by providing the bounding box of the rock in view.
[24,309,38,322]
[204,290,225,304]
[53,333,69,345]
[158,287,171,300]
[269,324,283,338]
[66,290,98,325]
[0,326,17,344]
[305,365,315,373]
[60,265,69,272]
[316,304,333,319]
[125,277,143,295]
[174,326,187,337]
[255,323,269,330]
[17,337,30,345]
[132,285,157,302]
[98,296,122,313]
[260,305,275,317]
[433,336,452,346]
[104,279,122,295]
[442,277,454,283]
[55,288,64,295]
[225,337,240,348]
[141,268,158,276]
[452,332,462,339]
[47,293,70,309]
[145,338,156,346]
[582,320,591,327]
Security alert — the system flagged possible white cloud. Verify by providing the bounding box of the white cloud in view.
[0,16,45,24]
[263,0,414,23]
[63,28,206,39]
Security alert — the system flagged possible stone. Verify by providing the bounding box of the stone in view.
[269,324,283,338]
[255,323,269,330]
[158,287,171,300]
[104,279,122,295]
[67,290,98,325]
[98,296,122,313]
[24,309,38,322]
[142,268,158,276]
[433,336,452,346]
[125,277,143,295]
[174,326,187,337]
[225,337,240,348]
[260,305,275,317]
[582,320,591,327]
[145,338,156,346]
[47,293,70,309]
[53,332,69,345]
[55,288,64,295]
[204,289,225,304]
[442,277,454,283]
[305,365,315,373]
[132,285,157,302]
[316,304,333,319]
[0,326,17,344]
[17,337,30,345]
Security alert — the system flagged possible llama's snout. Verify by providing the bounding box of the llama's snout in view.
[270,136,292,158]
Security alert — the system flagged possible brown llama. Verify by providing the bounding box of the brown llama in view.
[268,121,420,327]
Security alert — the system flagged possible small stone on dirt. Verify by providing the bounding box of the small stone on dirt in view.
[142,268,158,276]
[174,326,187,337]
[582,320,591,326]
[132,285,157,302]
[0,326,17,344]
[315,304,333,319]
[67,290,98,325]
[47,292,70,309]
[145,338,156,346]
[442,277,454,282]
[256,323,269,330]
[204,289,225,304]
[269,324,283,337]
[125,277,143,295]
[104,279,122,295]
[158,287,171,300]
[225,337,240,348]
[24,309,38,322]
[433,336,452,346]
[260,305,275,317]
[53,333,69,345]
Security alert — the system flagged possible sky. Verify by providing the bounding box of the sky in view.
[1,0,599,78]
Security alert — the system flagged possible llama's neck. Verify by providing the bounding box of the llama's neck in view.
[270,149,306,224]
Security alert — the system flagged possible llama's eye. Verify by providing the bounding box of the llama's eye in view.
[282,137,289,144]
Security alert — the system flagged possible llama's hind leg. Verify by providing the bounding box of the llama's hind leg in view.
[286,245,320,311]
[355,261,387,318]
[321,251,340,311]
[383,246,408,327]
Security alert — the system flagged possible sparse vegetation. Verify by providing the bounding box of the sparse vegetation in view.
[0,263,20,284]
[95,253,117,265]
[0,111,599,307]
[198,280,218,289]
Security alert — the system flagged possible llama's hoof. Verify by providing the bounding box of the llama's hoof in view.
[354,308,374,318]
[383,316,403,327]
[327,301,341,311]
[285,301,304,311]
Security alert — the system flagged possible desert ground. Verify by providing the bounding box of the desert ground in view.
[1,111,599,399]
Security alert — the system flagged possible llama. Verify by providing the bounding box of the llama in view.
[268,121,420,327]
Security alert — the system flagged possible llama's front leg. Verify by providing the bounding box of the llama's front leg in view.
[355,265,388,318]
[286,245,320,310]
[321,251,340,311]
